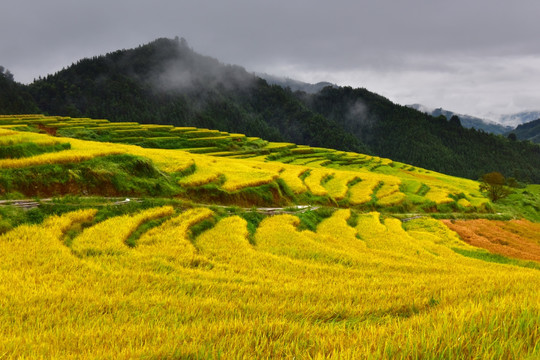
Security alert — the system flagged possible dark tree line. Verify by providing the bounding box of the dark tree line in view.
[0,66,40,114]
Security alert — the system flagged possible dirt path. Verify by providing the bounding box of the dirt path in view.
[0,198,510,221]
[0,197,139,209]
[0,197,319,214]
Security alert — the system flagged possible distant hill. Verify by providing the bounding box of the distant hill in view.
[257,73,336,93]
[507,118,540,143]
[407,104,513,134]
[407,104,540,144]
[0,67,40,114]
[298,87,540,182]
[1,37,539,182]
[499,111,540,127]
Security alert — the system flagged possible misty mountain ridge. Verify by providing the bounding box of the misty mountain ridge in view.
[256,73,337,94]
[507,119,540,143]
[26,37,368,153]
[407,104,515,135]
[498,111,540,127]
[1,37,539,182]
[408,103,540,130]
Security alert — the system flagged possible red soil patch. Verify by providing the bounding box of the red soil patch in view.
[37,124,57,136]
[442,219,540,262]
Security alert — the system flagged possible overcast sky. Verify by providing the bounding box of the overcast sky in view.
[2,0,540,123]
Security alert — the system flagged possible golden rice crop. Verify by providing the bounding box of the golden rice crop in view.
[255,214,358,266]
[0,128,17,136]
[303,168,333,196]
[355,211,387,238]
[457,198,472,207]
[377,191,406,205]
[383,217,440,258]
[0,130,64,146]
[169,126,197,132]
[404,217,475,249]
[71,206,174,257]
[0,148,123,168]
[2,115,537,358]
[0,121,491,210]
[0,209,96,274]
[187,136,230,141]
[220,163,280,192]
[425,187,453,204]
[316,209,366,254]
[0,208,538,358]
[402,218,472,258]
[0,132,127,168]
[375,179,401,199]
[111,146,193,173]
[178,166,221,187]
[278,166,309,194]
[196,215,250,258]
[322,171,360,200]
[348,178,380,204]
[401,179,423,194]
[354,212,432,259]
[176,157,282,191]
[264,142,296,149]
[136,207,214,268]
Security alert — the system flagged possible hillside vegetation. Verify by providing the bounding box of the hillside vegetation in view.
[508,118,540,143]
[0,114,495,213]
[1,37,539,182]
[302,86,540,181]
[0,114,539,358]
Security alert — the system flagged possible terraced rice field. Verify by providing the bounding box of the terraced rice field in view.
[0,206,538,358]
[0,114,538,358]
[0,115,492,212]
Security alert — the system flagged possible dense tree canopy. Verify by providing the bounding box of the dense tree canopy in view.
[0,66,40,114]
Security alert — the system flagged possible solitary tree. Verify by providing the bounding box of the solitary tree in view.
[479,171,511,202]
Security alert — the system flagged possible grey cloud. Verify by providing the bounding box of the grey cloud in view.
[2,0,540,120]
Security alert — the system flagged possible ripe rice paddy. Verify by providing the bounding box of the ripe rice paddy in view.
[0,114,538,358]
[0,206,538,358]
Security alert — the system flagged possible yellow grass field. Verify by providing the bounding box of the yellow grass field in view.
[0,208,538,359]
[0,115,538,358]
[0,115,490,210]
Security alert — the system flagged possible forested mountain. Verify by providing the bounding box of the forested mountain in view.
[499,111,540,127]
[257,73,336,94]
[26,38,366,153]
[0,66,40,114]
[508,119,540,143]
[1,37,539,182]
[407,104,513,134]
[298,86,540,182]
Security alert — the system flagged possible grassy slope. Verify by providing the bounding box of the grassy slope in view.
[0,206,538,358]
[0,115,538,358]
[0,115,494,212]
